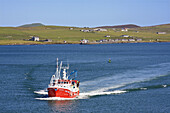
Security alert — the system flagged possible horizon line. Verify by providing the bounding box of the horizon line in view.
[0,22,170,28]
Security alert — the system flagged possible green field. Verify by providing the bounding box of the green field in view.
[0,24,170,45]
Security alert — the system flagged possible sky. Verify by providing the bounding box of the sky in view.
[0,0,170,27]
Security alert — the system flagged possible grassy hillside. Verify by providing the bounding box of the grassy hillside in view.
[0,24,170,45]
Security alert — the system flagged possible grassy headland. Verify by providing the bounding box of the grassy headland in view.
[0,23,170,45]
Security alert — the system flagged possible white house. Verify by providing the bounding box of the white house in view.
[136,38,142,41]
[83,30,90,32]
[156,32,166,34]
[114,39,121,42]
[96,39,108,42]
[93,28,107,32]
[121,39,128,41]
[30,36,39,41]
[120,35,129,38]
[96,40,103,43]
[108,39,115,42]
[93,28,99,31]
[121,28,128,32]
[128,39,135,41]
[105,35,111,37]
[99,29,107,31]
[80,39,89,44]
[102,39,108,42]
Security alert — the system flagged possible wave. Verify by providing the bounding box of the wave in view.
[79,90,126,97]
[124,84,169,92]
[80,62,170,92]
[35,97,79,100]
[34,90,48,95]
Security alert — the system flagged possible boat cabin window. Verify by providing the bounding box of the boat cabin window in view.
[72,82,75,85]
[77,82,79,87]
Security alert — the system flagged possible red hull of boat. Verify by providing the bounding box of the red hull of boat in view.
[48,88,79,98]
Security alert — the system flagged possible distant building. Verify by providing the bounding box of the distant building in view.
[99,29,107,31]
[93,28,107,32]
[105,35,110,37]
[93,28,99,31]
[121,28,128,32]
[156,32,166,34]
[121,39,128,41]
[83,30,90,32]
[108,39,114,42]
[120,35,129,38]
[80,29,91,32]
[156,39,159,41]
[96,40,103,43]
[80,39,89,44]
[102,39,108,42]
[128,39,135,41]
[69,28,73,30]
[96,39,108,42]
[136,38,142,41]
[30,36,39,41]
[114,39,121,42]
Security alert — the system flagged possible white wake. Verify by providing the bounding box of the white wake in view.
[34,89,126,100]
[34,90,48,95]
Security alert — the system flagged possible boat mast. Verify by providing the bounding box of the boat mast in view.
[55,58,59,79]
[57,58,58,75]
[58,61,62,79]
[55,58,70,80]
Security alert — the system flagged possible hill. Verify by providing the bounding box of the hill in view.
[0,23,170,45]
[19,23,45,27]
[131,23,170,33]
[97,24,140,28]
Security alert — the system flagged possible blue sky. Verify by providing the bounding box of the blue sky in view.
[0,0,170,27]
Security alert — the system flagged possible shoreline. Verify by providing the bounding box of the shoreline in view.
[0,41,170,46]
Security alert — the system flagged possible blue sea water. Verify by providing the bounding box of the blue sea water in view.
[0,43,170,113]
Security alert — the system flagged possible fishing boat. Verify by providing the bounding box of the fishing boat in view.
[47,58,80,98]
